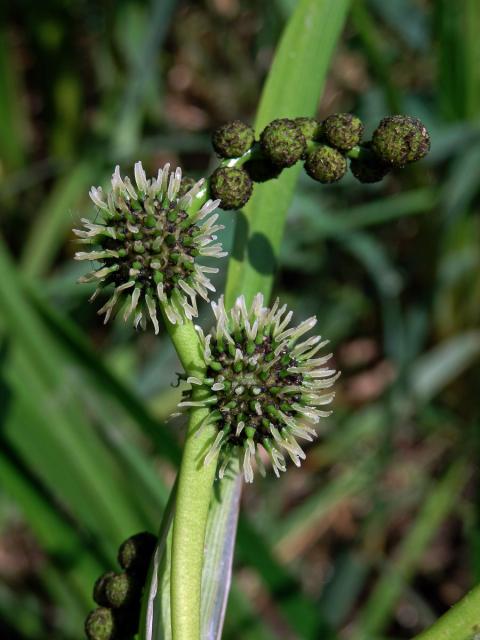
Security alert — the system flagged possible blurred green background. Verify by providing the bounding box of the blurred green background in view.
[1,1,480,638]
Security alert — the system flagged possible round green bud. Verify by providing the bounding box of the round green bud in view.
[212,120,255,158]
[323,113,364,152]
[304,144,347,183]
[210,166,253,210]
[85,608,116,640]
[372,115,430,167]
[93,571,115,607]
[177,176,196,199]
[118,531,156,575]
[260,118,306,167]
[105,572,139,609]
[244,157,282,183]
[294,117,323,143]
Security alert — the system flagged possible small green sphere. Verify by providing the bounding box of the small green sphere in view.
[324,113,364,152]
[105,572,138,609]
[93,571,115,607]
[118,532,156,575]
[260,118,306,167]
[85,608,116,640]
[294,117,323,143]
[244,157,282,183]
[212,120,255,158]
[210,166,253,210]
[372,115,430,167]
[304,145,347,183]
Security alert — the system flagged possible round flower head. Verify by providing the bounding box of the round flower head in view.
[179,294,339,483]
[74,163,226,331]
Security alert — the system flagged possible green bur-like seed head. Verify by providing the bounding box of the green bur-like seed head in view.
[178,295,338,483]
[305,145,347,183]
[212,120,255,158]
[85,608,116,640]
[372,115,430,167]
[323,113,364,152]
[294,117,323,143]
[118,531,157,576]
[260,118,306,167]
[210,167,253,210]
[105,573,138,609]
[74,162,226,330]
[93,571,115,607]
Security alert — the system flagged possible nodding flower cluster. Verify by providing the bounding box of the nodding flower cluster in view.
[85,532,157,640]
[74,111,430,485]
[178,294,339,483]
[208,114,430,209]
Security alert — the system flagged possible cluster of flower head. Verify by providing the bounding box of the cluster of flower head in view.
[178,294,339,482]
[209,114,431,209]
[85,532,157,640]
[74,162,225,331]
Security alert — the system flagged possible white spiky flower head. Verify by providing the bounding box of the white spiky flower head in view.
[74,162,226,332]
[179,294,339,483]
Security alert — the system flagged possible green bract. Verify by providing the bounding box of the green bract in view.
[305,144,347,183]
[74,163,226,330]
[372,115,430,167]
[179,294,338,483]
[210,166,253,210]
[212,120,255,158]
[260,118,306,167]
[323,112,364,151]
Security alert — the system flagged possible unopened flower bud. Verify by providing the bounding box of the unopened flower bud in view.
[304,145,347,183]
[212,120,255,158]
[372,115,430,167]
[350,146,391,183]
[118,532,157,576]
[260,118,306,167]
[93,571,115,607]
[105,572,139,609]
[85,608,116,640]
[210,166,253,210]
[294,117,323,143]
[323,113,364,152]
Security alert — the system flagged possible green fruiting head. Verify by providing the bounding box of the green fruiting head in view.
[304,144,347,183]
[118,531,157,575]
[372,115,430,167]
[85,608,116,640]
[212,120,255,158]
[105,572,139,609]
[210,166,253,210]
[323,113,364,152]
[294,117,322,143]
[260,118,306,167]
[93,571,115,607]
[244,157,282,183]
[350,146,391,183]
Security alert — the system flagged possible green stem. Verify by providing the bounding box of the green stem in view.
[160,313,219,640]
[412,583,480,640]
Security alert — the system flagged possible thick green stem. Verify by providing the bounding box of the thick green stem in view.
[160,314,219,640]
[412,583,480,640]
